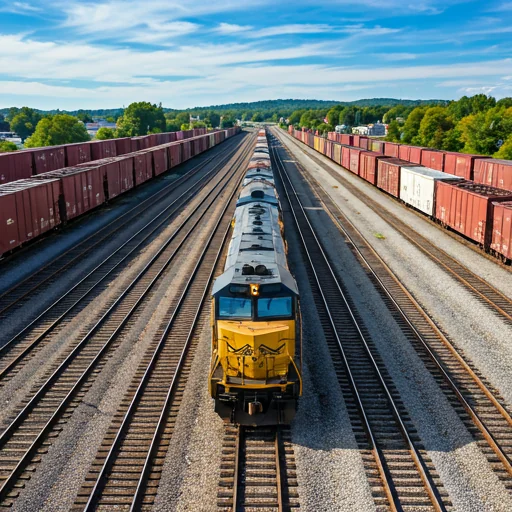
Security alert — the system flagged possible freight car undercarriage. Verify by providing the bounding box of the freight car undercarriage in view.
[215,383,299,425]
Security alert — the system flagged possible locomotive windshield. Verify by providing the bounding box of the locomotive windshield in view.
[218,297,252,318]
[257,297,292,318]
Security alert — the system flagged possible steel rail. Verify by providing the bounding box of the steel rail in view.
[0,136,247,383]
[270,134,446,512]
[275,127,512,477]
[0,133,244,317]
[0,135,255,505]
[81,135,252,511]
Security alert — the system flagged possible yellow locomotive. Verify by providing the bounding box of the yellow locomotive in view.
[209,129,302,425]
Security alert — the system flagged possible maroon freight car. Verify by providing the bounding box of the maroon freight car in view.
[89,140,117,161]
[360,152,390,186]
[65,142,92,167]
[133,152,153,185]
[377,158,409,197]
[0,178,61,254]
[435,181,512,246]
[349,148,363,175]
[32,146,66,175]
[421,149,444,171]
[0,151,33,184]
[369,140,385,154]
[38,166,105,221]
[473,159,512,192]
[97,157,135,199]
[152,148,168,176]
[491,201,512,260]
[114,138,133,156]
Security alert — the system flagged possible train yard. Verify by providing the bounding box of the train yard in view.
[0,127,512,511]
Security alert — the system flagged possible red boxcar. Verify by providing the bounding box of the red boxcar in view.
[133,152,153,185]
[168,144,182,168]
[114,137,132,156]
[341,146,350,169]
[435,181,512,246]
[90,140,117,161]
[384,142,400,158]
[38,166,105,221]
[340,134,354,146]
[32,146,66,174]
[98,158,134,200]
[182,140,192,162]
[377,158,409,198]
[360,152,391,186]
[443,152,484,180]
[369,140,385,154]
[152,147,168,176]
[358,137,370,150]
[0,178,61,254]
[399,145,423,165]
[65,142,92,167]
[473,159,512,192]
[349,148,363,175]
[491,201,512,260]
[421,149,444,171]
[0,151,33,184]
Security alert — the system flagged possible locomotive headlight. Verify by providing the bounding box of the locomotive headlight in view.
[250,284,259,296]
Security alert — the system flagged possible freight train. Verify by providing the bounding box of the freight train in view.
[0,128,240,257]
[209,129,302,425]
[288,127,512,262]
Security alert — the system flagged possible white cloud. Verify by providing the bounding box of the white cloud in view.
[376,53,417,61]
[213,23,252,34]
[249,24,334,38]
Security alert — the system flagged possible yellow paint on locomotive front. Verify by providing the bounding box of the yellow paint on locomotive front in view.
[215,319,296,384]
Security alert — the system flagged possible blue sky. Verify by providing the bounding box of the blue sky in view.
[1,0,512,110]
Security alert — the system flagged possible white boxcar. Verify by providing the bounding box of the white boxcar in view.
[399,166,463,216]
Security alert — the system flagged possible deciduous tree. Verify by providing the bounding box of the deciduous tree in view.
[25,114,90,147]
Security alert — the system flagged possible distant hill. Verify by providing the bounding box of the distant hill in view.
[1,98,446,119]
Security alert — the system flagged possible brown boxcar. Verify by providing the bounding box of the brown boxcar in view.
[369,140,385,154]
[65,142,92,167]
[358,137,370,150]
[341,146,350,169]
[152,147,168,176]
[168,144,182,168]
[421,149,444,171]
[39,166,105,221]
[473,159,512,192]
[443,152,484,180]
[377,158,409,198]
[90,140,117,161]
[114,137,133,156]
[435,181,512,246]
[182,140,192,162]
[32,146,66,174]
[360,152,390,186]
[99,158,134,200]
[340,134,354,146]
[384,142,400,158]
[349,148,363,175]
[399,145,423,165]
[133,152,153,185]
[0,151,33,184]
[491,201,512,260]
[0,178,61,254]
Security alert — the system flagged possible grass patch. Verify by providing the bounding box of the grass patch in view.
[374,232,386,240]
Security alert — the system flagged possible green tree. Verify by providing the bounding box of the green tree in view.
[252,112,264,122]
[25,114,90,147]
[76,110,93,123]
[220,115,235,129]
[10,107,43,141]
[96,127,116,140]
[401,106,427,144]
[0,141,18,152]
[191,121,207,129]
[204,111,220,128]
[417,107,455,149]
[288,109,305,126]
[180,123,190,131]
[165,120,181,132]
[495,135,512,159]
[315,122,333,135]
[106,116,116,123]
[385,120,402,142]
[116,101,166,137]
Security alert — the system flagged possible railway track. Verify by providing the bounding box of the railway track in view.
[279,129,512,324]
[0,135,253,387]
[272,129,512,491]
[0,133,244,321]
[270,135,451,511]
[218,425,298,511]
[72,134,254,512]
[0,135,256,507]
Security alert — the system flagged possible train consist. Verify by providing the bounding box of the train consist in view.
[209,129,302,425]
[0,128,240,257]
[289,127,512,262]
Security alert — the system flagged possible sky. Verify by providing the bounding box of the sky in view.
[1,0,512,110]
